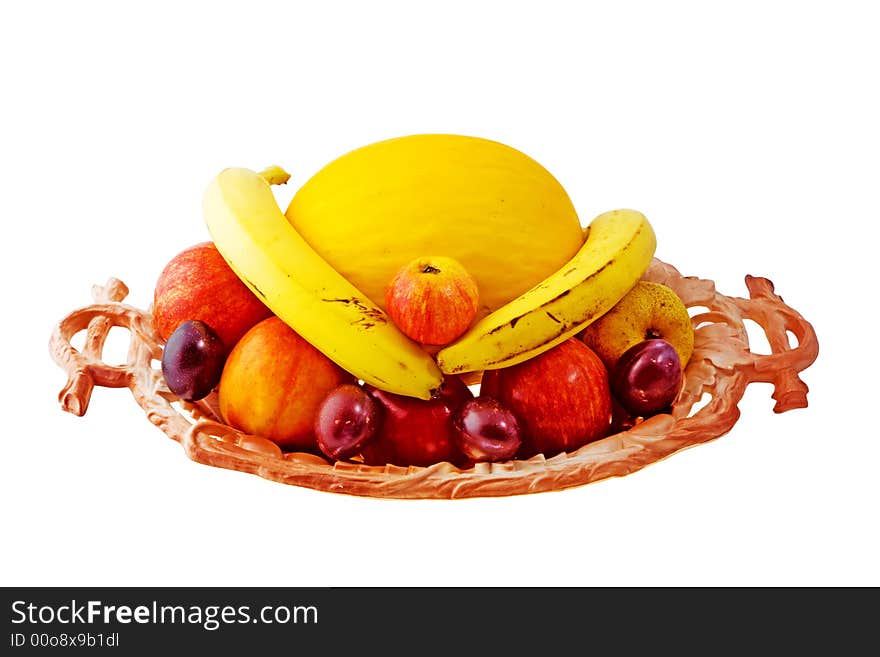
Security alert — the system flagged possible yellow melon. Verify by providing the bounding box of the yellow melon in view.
[285,134,584,318]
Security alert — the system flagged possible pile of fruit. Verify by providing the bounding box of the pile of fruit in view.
[154,134,697,469]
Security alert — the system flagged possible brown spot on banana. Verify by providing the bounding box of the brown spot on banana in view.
[322,297,387,323]
[488,315,521,335]
[242,276,266,301]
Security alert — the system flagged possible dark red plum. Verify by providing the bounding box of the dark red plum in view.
[314,384,382,461]
[611,339,683,417]
[452,396,523,462]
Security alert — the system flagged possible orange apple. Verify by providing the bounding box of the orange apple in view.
[384,256,479,345]
[218,316,353,451]
[153,241,272,351]
[480,338,612,458]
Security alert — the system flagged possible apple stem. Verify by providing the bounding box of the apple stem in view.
[421,265,441,274]
[258,165,291,186]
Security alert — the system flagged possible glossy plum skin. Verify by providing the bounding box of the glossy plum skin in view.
[611,339,683,417]
[452,396,522,462]
[314,384,383,461]
[161,319,226,402]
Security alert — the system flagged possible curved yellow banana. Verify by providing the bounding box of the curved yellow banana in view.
[436,209,657,374]
[203,167,444,400]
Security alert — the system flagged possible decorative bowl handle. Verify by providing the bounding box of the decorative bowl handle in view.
[733,275,818,413]
[50,279,158,417]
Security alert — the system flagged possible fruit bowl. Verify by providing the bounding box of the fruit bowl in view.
[49,258,818,499]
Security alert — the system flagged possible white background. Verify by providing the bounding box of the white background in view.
[2,1,877,587]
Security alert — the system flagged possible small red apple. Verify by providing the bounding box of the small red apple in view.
[219,317,354,451]
[385,256,479,345]
[153,241,272,351]
[480,338,612,458]
[361,376,474,467]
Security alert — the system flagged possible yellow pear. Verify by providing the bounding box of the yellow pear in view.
[580,281,694,371]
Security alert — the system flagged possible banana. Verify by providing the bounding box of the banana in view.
[202,166,444,400]
[436,209,657,374]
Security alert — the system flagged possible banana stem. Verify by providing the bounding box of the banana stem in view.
[258,165,291,186]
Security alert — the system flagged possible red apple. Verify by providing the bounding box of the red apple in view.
[153,241,272,351]
[479,338,612,458]
[385,256,479,345]
[361,376,474,467]
[219,316,354,451]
